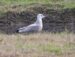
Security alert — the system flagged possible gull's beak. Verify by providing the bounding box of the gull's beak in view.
[45,15,48,17]
[43,14,48,19]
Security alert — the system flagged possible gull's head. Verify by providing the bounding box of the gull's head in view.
[37,14,45,19]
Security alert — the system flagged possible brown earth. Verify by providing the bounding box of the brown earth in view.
[0,4,75,34]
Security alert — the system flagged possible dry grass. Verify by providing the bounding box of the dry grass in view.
[0,32,75,57]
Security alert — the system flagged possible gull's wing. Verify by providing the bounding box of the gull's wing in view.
[18,23,42,33]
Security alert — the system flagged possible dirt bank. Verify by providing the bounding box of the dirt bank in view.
[0,4,75,34]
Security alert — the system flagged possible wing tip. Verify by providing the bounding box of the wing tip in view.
[16,29,19,33]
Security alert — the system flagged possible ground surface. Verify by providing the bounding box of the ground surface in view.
[0,32,75,57]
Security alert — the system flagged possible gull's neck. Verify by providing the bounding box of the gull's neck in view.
[35,16,43,25]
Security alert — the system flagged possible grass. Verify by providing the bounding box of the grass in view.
[38,43,62,55]
[64,43,75,50]
[0,0,75,8]
[0,0,74,16]
[0,32,75,57]
[0,0,52,5]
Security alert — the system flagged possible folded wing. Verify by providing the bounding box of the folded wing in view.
[18,24,42,33]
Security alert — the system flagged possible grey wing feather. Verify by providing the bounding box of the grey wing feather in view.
[18,24,41,33]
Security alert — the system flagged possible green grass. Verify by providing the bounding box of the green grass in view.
[38,43,62,55]
[0,0,74,15]
[0,0,75,9]
[0,0,51,5]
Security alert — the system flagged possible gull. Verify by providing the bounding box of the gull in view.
[16,14,45,33]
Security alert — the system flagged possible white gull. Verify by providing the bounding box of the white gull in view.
[16,14,45,33]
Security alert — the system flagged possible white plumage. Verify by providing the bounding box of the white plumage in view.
[17,14,45,33]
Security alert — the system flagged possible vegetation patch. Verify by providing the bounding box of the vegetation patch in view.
[63,43,75,50]
[38,43,62,55]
